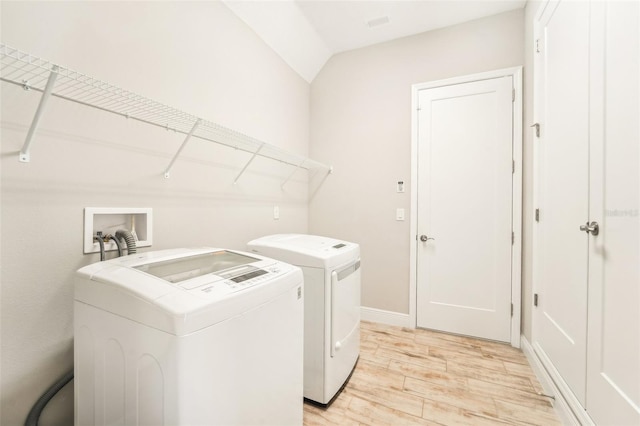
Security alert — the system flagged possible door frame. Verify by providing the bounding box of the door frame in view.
[409,67,523,348]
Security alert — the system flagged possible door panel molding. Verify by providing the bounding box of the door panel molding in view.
[409,66,523,348]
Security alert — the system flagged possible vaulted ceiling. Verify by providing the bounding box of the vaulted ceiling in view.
[223,0,526,82]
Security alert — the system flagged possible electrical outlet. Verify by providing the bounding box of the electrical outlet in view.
[396,208,405,221]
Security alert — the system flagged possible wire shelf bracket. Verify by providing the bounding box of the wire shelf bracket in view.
[19,65,58,162]
[281,159,306,189]
[0,43,333,185]
[234,143,265,184]
[164,119,202,178]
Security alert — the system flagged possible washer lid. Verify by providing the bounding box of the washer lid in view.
[247,234,359,268]
[75,247,302,336]
[133,250,261,284]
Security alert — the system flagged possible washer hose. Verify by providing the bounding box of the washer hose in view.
[115,229,137,255]
[24,370,74,426]
[106,234,123,257]
[95,232,105,261]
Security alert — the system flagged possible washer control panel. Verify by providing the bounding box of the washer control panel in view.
[186,262,292,298]
[220,265,269,291]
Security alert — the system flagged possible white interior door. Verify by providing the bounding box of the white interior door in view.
[533,0,590,406]
[586,2,640,424]
[416,76,514,343]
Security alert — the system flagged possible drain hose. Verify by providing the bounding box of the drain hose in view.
[24,370,74,426]
[115,229,137,255]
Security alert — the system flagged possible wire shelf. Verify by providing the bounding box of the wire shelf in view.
[0,44,332,181]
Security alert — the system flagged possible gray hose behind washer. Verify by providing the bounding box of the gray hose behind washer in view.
[24,370,73,426]
[115,229,137,255]
[26,231,133,424]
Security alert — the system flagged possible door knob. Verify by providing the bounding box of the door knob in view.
[420,235,435,242]
[579,221,599,236]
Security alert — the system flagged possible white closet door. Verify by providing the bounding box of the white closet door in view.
[586,1,640,424]
[416,76,513,342]
[534,0,590,405]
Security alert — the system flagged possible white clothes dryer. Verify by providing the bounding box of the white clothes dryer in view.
[74,248,304,425]
[247,234,360,405]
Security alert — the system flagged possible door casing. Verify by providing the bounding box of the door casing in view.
[409,67,523,348]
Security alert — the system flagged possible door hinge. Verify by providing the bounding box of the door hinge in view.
[512,88,515,102]
[512,160,515,174]
[512,231,515,245]
[531,123,540,138]
[535,208,540,222]
[511,303,514,316]
[535,39,541,53]
[534,293,539,306]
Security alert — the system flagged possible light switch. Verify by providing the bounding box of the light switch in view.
[274,205,280,220]
[396,208,405,221]
[397,181,405,193]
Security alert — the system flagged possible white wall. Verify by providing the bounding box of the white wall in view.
[0,2,311,424]
[309,10,524,315]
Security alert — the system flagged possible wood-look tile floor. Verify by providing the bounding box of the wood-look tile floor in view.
[303,321,561,426]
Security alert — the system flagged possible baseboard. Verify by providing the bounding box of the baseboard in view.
[360,307,411,328]
[521,335,594,426]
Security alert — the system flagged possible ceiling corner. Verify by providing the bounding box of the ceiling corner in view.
[222,0,332,83]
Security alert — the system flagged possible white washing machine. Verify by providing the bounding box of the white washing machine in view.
[74,247,304,426]
[247,234,360,405]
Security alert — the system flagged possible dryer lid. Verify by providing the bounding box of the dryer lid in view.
[247,234,359,268]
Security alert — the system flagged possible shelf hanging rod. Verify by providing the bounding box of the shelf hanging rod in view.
[234,143,265,184]
[20,65,58,162]
[281,159,306,189]
[164,119,202,178]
